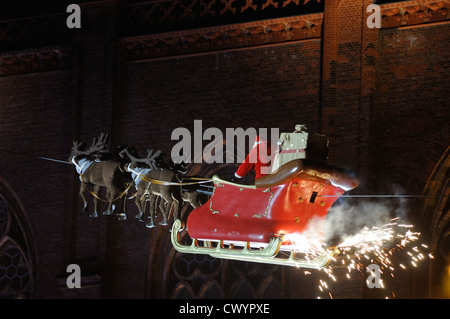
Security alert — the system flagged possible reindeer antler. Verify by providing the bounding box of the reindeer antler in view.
[71,133,110,159]
[85,133,109,156]
[71,141,86,157]
[121,148,162,171]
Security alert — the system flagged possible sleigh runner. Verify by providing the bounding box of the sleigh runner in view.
[171,159,359,269]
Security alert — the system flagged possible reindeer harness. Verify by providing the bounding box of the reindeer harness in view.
[126,164,152,188]
[71,157,94,181]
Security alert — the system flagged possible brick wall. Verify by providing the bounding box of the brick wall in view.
[373,22,450,195]
[321,0,376,190]
[116,40,323,154]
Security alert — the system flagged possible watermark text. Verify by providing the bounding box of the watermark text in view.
[66,264,81,289]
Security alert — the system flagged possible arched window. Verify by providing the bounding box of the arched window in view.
[0,177,36,299]
[418,147,450,298]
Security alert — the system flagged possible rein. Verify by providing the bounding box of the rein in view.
[87,182,134,203]
[126,164,213,186]
[83,164,213,203]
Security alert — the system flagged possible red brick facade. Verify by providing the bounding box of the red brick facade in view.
[0,0,448,299]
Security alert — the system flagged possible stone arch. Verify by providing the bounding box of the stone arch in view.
[417,146,450,298]
[0,176,37,298]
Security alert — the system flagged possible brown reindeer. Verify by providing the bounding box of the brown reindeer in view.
[70,133,130,220]
[121,149,183,228]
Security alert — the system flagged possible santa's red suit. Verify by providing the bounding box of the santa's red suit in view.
[234,137,272,180]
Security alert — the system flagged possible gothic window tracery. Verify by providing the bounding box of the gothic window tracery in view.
[0,182,35,299]
[168,249,285,299]
[163,231,285,299]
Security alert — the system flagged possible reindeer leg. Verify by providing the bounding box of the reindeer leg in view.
[171,186,182,221]
[115,186,127,221]
[136,181,151,221]
[146,193,158,228]
[140,194,148,222]
[121,191,128,220]
[135,189,145,220]
[90,185,100,218]
[140,182,151,222]
[103,188,114,216]
[171,194,180,221]
[79,183,89,212]
[159,196,171,226]
[120,185,128,218]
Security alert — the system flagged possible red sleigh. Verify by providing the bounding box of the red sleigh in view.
[171,159,359,269]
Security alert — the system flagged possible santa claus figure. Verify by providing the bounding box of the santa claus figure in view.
[234,136,272,180]
[271,124,308,172]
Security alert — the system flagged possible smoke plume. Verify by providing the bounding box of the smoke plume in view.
[318,187,410,245]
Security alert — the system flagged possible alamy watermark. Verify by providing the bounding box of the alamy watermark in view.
[66,264,81,289]
[65,3,382,30]
[171,120,279,169]
[366,4,381,29]
[66,4,81,29]
[366,264,383,289]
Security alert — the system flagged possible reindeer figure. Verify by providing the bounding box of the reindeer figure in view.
[121,149,183,228]
[181,191,203,210]
[70,133,130,220]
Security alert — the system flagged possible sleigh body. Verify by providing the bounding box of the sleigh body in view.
[172,159,359,269]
